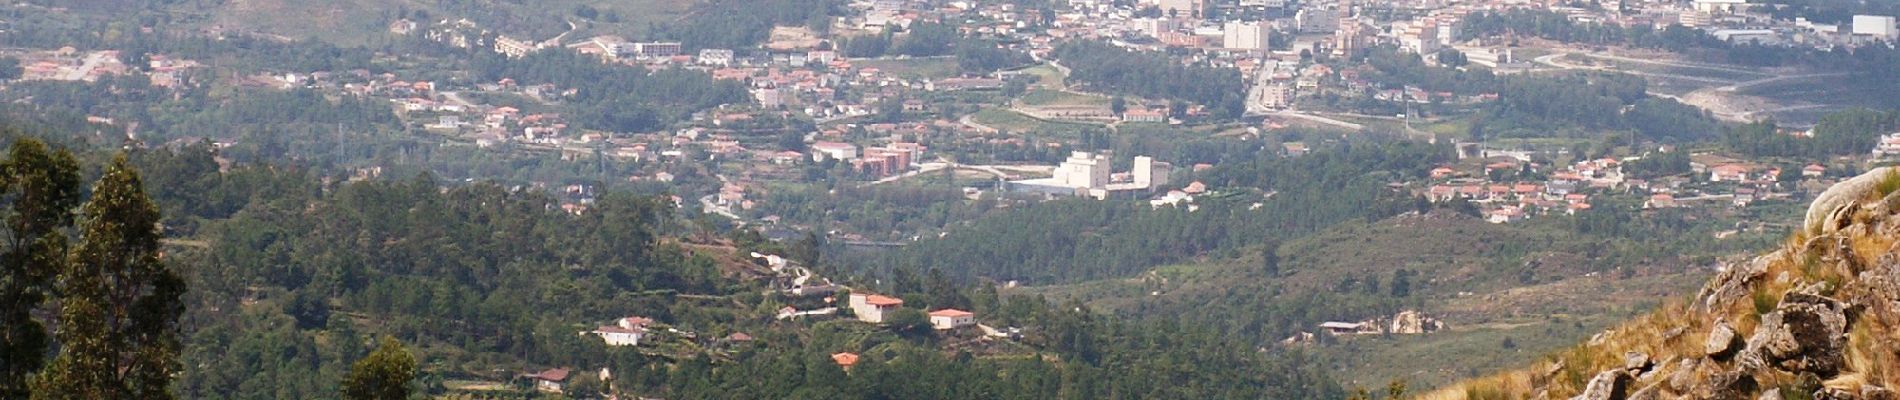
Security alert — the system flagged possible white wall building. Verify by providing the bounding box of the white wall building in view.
[1223,21,1272,50]
[929,309,975,330]
[592,316,652,346]
[848,293,905,323]
[1854,15,1898,40]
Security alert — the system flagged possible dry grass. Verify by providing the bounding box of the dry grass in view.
[1426,181,1900,399]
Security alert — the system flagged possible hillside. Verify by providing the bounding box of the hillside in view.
[1427,168,1900,399]
[39,0,697,46]
[1010,205,1794,389]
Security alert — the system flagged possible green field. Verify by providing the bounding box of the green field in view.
[971,108,1098,133]
[1020,64,1067,88]
[1019,89,1110,107]
[856,58,962,80]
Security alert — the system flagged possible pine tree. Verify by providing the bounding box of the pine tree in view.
[0,139,82,399]
[340,337,416,400]
[32,155,184,400]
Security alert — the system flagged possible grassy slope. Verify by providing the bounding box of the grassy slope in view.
[1011,212,1759,389]
[1427,172,1900,399]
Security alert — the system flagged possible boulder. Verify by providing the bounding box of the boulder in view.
[1572,370,1631,400]
[1700,255,1773,312]
[1624,352,1653,373]
[1745,292,1849,377]
[1668,358,1701,393]
[1692,371,1758,400]
[1759,390,1784,400]
[1706,321,1743,361]
[1806,167,1893,233]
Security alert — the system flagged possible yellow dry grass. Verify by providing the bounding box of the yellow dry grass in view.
[1423,171,1900,399]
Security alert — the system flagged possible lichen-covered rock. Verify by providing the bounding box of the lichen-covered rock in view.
[1668,358,1701,393]
[1624,352,1652,373]
[1693,371,1758,400]
[1571,370,1631,400]
[1700,255,1773,312]
[1707,321,1743,361]
[1743,292,1849,377]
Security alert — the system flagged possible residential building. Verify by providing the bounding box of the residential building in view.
[495,36,539,58]
[1261,82,1295,109]
[1122,109,1166,123]
[1223,21,1271,51]
[1150,0,1209,18]
[848,292,905,323]
[1693,0,1749,14]
[811,141,859,161]
[929,309,976,330]
[591,316,652,346]
[631,42,683,58]
[521,368,571,394]
[1132,156,1171,188]
[1709,164,1750,182]
[1875,133,1900,157]
[699,49,736,66]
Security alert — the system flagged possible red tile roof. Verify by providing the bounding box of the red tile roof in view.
[865,295,904,306]
[929,309,973,318]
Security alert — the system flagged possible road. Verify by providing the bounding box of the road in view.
[1267,110,1365,131]
[858,161,1025,187]
[61,52,113,81]
[1718,72,1853,93]
[1532,53,1737,84]
[958,114,999,134]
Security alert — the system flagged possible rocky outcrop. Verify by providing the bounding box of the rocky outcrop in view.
[1739,292,1849,377]
[1805,167,1893,233]
[1442,167,1900,399]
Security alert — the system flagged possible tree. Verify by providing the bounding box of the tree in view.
[0,139,83,399]
[885,308,933,336]
[33,155,184,400]
[0,57,20,81]
[341,337,417,400]
[1110,96,1128,116]
[1259,243,1281,276]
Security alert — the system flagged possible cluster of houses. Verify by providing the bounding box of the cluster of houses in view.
[1416,148,1827,224]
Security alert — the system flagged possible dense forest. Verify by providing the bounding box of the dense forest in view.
[1051,40,1248,119]
[1355,46,1721,142]
[653,0,846,51]
[1724,108,1900,159]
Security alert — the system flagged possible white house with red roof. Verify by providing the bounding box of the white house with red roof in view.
[928,309,975,330]
[591,316,653,346]
[848,292,905,323]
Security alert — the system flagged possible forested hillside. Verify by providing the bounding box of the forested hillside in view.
[866,139,1449,283]
[0,121,1352,399]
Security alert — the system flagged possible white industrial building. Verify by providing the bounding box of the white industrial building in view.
[1854,15,1897,41]
[1008,152,1172,199]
